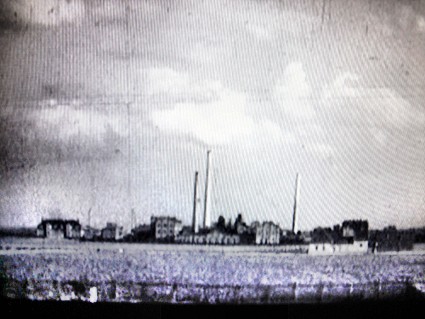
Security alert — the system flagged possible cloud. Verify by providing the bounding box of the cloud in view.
[149,69,286,145]
[369,126,388,145]
[323,72,360,99]
[146,67,222,102]
[246,23,272,40]
[417,15,425,33]
[146,68,191,96]
[91,1,127,21]
[152,89,286,146]
[273,62,315,118]
[323,73,425,128]
[305,143,334,158]
[35,99,126,141]
[398,4,415,30]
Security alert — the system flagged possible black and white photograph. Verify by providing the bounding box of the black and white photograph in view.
[0,0,424,316]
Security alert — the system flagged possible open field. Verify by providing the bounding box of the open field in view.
[1,238,424,303]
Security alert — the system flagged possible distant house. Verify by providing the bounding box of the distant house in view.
[308,220,369,255]
[308,241,368,255]
[176,224,242,245]
[205,229,240,245]
[175,226,194,244]
[81,226,101,241]
[255,221,280,245]
[36,219,81,239]
[151,216,183,242]
[311,220,369,245]
[101,223,124,241]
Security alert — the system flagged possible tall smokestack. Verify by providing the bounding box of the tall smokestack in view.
[292,173,300,234]
[203,150,212,228]
[192,171,199,233]
[88,208,91,228]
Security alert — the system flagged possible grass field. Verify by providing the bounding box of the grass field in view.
[1,238,424,303]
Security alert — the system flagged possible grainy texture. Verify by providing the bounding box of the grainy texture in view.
[1,239,424,303]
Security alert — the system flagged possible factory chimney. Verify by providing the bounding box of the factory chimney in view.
[292,173,300,234]
[192,171,199,233]
[203,150,212,228]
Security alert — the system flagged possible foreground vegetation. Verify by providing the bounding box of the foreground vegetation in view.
[1,239,424,303]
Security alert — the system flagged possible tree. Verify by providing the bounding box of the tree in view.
[236,214,243,224]
[227,218,233,234]
[217,215,226,232]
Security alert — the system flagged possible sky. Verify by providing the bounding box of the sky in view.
[0,0,424,231]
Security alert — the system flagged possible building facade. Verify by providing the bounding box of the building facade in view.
[308,220,369,255]
[255,221,281,245]
[101,223,124,241]
[81,226,101,241]
[151,216,183,241]
[308,241,368,255]
[175,232,240,245]
[205,230,240,245]
[36,219,81,239]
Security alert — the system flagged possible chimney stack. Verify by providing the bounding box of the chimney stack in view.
[292,173,300,234]
[192,171,199,233]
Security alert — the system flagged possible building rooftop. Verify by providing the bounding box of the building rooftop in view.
[40,219,80,225]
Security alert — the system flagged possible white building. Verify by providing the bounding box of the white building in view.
[308,241,368,255]
[255,221,280,245]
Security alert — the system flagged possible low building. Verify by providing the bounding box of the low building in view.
[36,219,81,239]
[101,223,124,241]
[255,221,280,245]
[308,220,369,255]
[223,234,240,245]
[176,227,240,245]
[308,241,368,255]
[81,226,101,241]
[205,229,240,245]
[151,216,183,242]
